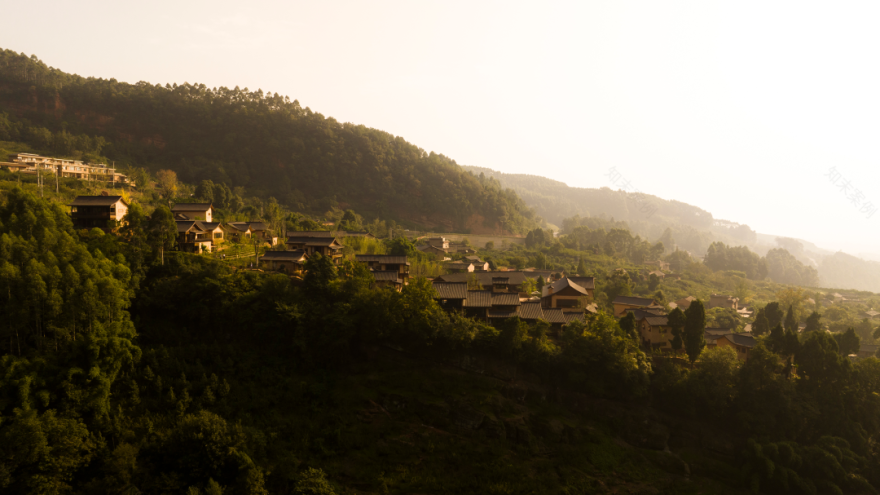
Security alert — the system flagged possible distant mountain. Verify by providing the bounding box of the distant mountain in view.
[465,166,880,293]
[0,48,538,234]
[463,165,757,255]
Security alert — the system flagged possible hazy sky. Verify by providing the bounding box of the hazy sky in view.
[3,1,880,255]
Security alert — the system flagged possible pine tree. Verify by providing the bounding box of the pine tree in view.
[576,256,587,276]
[683,299,706,364]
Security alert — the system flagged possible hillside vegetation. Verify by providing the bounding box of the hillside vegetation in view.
[0,49,537,234]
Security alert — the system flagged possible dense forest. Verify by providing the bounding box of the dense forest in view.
[0,49,538,234]
[4,187,880,494]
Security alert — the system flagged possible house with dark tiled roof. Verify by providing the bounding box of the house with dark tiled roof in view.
[176,221,214,253]
[636,314,671,350]
[716,333,756,361]
[371,270,404,291]
[541,277,593,309]
[463,290,492,320]
[288,236,344,264]
[222,222,252,243]
[708,294,739,310]
[259,250,308,274]
[445,262,475,273]
[858,344,879,359]
[355,255,410,284]
[433,271,530,292]
[612,296,662,317]
[432,282,468,311]
[171,203,214,222]
[69,195,129,231]
[673,296,696,311]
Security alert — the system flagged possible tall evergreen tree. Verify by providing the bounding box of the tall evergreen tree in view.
[683,299,706,364]
[668,307,686,352]
[784,305,798,333]
[147,206,177,266]
[576,256,587,276]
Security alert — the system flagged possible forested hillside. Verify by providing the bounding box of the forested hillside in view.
[464,166,757,255]
[0,49,538,234]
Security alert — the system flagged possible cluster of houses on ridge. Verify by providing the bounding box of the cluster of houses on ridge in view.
[69,196,275,251]
[2,153,131,186]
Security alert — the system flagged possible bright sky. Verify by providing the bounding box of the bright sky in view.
[4,1,880,256]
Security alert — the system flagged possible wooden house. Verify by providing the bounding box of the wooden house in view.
[708,294,739,310]
[177,221,213,253]
[222,223,252,242]
[636,314,671,351]
[463,290,492,320]
[612,296,662,317]
[432,282,468,312]
[542,277,593,309]
[355,255,410,284]
[445,262,475,273]
[288,236,344,264]
[259,250,308,274]
[371,271,404,291]
[171,203,214,222]
[69,195,129,231]
[716,333,756,361]
[236,222,275,245]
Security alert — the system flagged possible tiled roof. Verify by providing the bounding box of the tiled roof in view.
[372,271,402,282]
[433,282,468,300]
[644,316,669,327]
[542,277,590,298]
[860,344,879,353]
[464,256,483,262]
[246,222,268,231]
[492,277,510,284]
[171,203,212,211]
[567,276,596,290]
[519,301,545,320]
[721,333,756,348]
[487,309,519,319]
[491,292,521,307]
[542,308,567,324]
[445,262,473,270]
[704,328,730,336]
[291,231,335,237]
[435,272,528,286]
[464,290,492,308]
[176,220,202,233]
[613,296,658,306]
[69,195,125,206]
[355,255,410,265]
[563,312,586,325]
[288,236,340,247]
[196,222,222,230]
[260,250,307,262]
[225,223,252,232]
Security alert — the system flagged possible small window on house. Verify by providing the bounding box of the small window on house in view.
[214,233,222,239]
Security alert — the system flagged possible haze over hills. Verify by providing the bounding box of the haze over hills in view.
[465,165,880,293]
[0,48,538,235]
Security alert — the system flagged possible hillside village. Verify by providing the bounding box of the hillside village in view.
[12,146,873,367]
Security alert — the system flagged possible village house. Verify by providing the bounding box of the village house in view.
[176,221,213,253]
[222,223,253,243]
[463,290,492,320]
[716,333,756,361]
[171,203,214,222]
[433,282,468,312]
[541,277,593,309]
[69,195,129,231]
[857,344,879,359]
[433,271,530,293]
[287,235,344,264]
[645,260,670,271]
[445,262,474,273]
[371,271,404,291]
[259,250,308,275]
[232,222,276,245]
[673,296,696,311]
[355,255,411,284]
[708,294,739,310]
[647,270,665,279]
[612,295,663,317]
[463,256,490,271]
[636,314,671,351]
[487,291,522,324]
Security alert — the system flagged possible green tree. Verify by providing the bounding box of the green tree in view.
[294,468,336,495]
[834,328,860,356]
[803,311,822,332]
[618,312,638,341]
[647,273,660,291]
[784,305,797,333]
[576,256,587,276]
[668,307,686,352]
[752,311,770,337]
[485,241,494,250]
[683,299,706,364]
[148,205,177,265]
